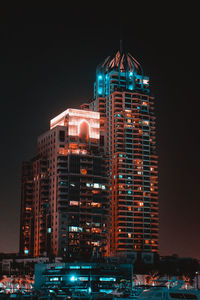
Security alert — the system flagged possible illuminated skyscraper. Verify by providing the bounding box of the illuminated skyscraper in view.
[20,109,109,258]
[20,47,159,262]
[83,48,159,261]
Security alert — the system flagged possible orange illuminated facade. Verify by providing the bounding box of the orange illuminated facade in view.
[20,109,109,258]
[83,47,159,261]
[20,47,159,262]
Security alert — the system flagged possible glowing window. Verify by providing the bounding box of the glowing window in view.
[79,121,89,142]
[50,277,59,281]
[80,169,87,175]
[93,183,100,189]
[91,202,101,207]
[69,226,83,232]
[99,277,116,282]
[70,201,79,206]
[79,277,88,281]
[143,79,149,85]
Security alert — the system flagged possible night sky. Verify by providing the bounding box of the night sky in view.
[0,6,199,259]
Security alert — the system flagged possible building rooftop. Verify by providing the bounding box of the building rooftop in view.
[98,49,143,75]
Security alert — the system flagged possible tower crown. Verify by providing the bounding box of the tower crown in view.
[99,50,143,75]
[94,49,149,98]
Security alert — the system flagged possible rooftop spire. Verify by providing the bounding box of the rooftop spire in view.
[120,39,123,54]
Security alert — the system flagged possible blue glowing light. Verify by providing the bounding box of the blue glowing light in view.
[98,75,102,80]
[129,72,133,76]
[129,85,133,90]
[70,275,77,282]
[99,277,116,282]
[69,266,80,269]
[24,249,29,255]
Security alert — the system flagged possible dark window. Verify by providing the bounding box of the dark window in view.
[59,131,65,142]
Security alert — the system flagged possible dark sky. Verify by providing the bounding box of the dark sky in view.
[0,6,199,259]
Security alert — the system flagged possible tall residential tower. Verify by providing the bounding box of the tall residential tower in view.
[84,48,159,261]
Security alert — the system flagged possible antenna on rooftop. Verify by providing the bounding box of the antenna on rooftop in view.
[120,39,123,54]
[119,23,124,54]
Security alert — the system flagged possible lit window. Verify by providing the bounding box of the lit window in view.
[143,79,149,85]
[70,201,79,206]
[78,277,88,281]
[91,202,101,207]
[92,228,101,233]
[50,277,59,282]
[81,266,92,269]
[99,277,116,282]
[91,241,100,246]
[80,169,87,175]
[93,183,100,189]
[143,121,149,126]
[69,226,83,232]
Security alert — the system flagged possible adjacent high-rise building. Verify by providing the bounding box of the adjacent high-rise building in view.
[20,109,109,259]
[20,46,159,261]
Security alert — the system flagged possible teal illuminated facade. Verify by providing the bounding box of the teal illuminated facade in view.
[94,50,150,98]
